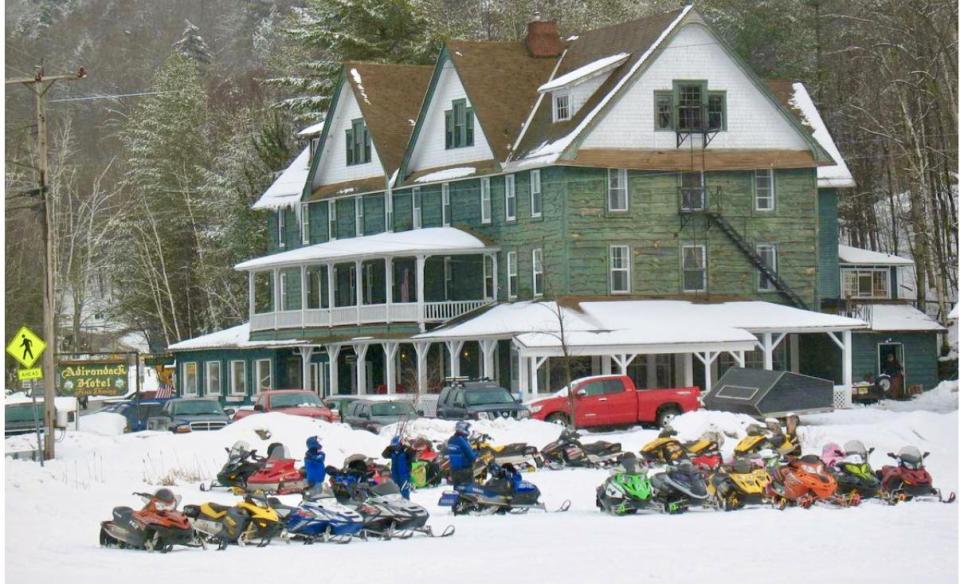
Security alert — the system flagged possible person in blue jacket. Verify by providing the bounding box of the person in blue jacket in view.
[382,436,416,499]
[446,421,477,488]
[303,436,326,489]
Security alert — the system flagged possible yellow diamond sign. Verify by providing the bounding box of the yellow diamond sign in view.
[6,326,46,369]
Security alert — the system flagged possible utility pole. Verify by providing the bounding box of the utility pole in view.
[6,66,87,460]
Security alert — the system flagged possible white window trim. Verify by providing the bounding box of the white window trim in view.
[412,187,422,229]
[277,211,286,249]
[756,243,778,292]
[480,177,491,224]
[205,361,221,395]
[608,168,629,212]
[754,168,775,211]
[301,203,310,245]
[230,360,247,396]
[681,244,707,293]
[505,175,516,222]
[530,170,542,218]
[328,200,337,241]
[442,183,451,226]
[841,267,892,299]
[483,255,494,300]
[507,251,518,300]
[552,91,571,122]
[279,271,287,310]
[355,197,364,236]
[256,358,273,392]
[183,362,198,396]
[385,191,394,232]
[532,248,544,298]
[443,256,453,300]
[609,245,631,294]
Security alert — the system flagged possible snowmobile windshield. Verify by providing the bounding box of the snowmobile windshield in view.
[229,441,252,459]
[843,440,867,457]
[899,446,924,469]
[152,492,181,511]
[371,402,416,417]
[270,393,323,409]
[171,400,225,416]
[371,481,401,496]
[464,388,514,406]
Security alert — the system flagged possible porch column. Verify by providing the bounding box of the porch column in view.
[518,354,529,398]
[479,339,498,380]
[416,255,426,330]
[248,272,255,321]
[300,265,308,326]
[355,259,363,324]
[646,354,657,388]
[354,343,369,395]
[601,356,612,375]
[383,342,399,394]
[273,268,281,327]
[326,263,335,326]
[326,344,341,396]
[298,346,315,392]
[445,340,464,378]
[414,341,430,393]
[789,334,800,372]
[730,350,745,368]
[385,257,394,323]
[682,353,694,387]
[611,354,637,375]
[694,351,720,395]
[491,253,499,301]
[761,333,774,370]
[531,356,548,394]
[842,330,853,388]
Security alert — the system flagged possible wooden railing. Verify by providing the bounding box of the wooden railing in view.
[249,299,493,331]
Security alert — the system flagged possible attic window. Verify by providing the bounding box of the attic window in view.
[553,92,571,122]
[658,82,726,132]
[445,99,474,149]
[345,118,371,165]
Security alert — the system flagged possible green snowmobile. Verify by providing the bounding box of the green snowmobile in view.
[595,454,657,515]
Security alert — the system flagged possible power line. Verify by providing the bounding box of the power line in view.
[49,89,186,104]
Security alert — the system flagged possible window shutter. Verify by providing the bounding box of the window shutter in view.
[345,128,354,165]
[465,107,474,146]
[445,110,453,149]
[363,126,371,162]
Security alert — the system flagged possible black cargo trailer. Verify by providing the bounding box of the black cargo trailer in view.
[704,367,834,418]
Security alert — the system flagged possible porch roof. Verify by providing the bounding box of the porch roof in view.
[838,245,913,266]
[235,227,494,271]
[168,322,310,351]
[858,304,945,332]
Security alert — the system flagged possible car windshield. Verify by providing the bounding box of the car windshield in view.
[371,402,416,417]
[5,403,42,423]
[270,393,322,409]
[172,400,224,416]
[464,388,514,406]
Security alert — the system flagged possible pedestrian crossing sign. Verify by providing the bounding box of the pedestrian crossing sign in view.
[6,326,46,369]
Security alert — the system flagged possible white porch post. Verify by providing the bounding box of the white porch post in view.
[518,354,529,398]
[601,356,612,375]
[326,263,335,326]
[248,272,255,322]
[326,344,341,396]
[416,255,426,330]
[479,339,498,380]
[491,253,499,301]
[731,351,745,368]
[445,340,464,378]
[694,351,720,395]
[354,343,369,395]
[272,268,280,328]
[385,257,394,323]
[355,259,363,324]
[531,356,547,394]
[383,342,399,394]
[299,346,315,392]
[842,330,853,388]
[761,332,774,370]
[682,353,694,387]
[611,354,637,375]
[646,354,657,388]
[300,265,308,325]
[789,333,800,372]
[414,341,430,393]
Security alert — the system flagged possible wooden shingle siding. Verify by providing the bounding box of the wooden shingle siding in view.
[817,189,840,302]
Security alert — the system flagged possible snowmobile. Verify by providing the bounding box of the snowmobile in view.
[647,460,709,514]
[438,462,570,515]
[279,498,365,544]
[640,427,688,465]
[766,454,846,509]
[99,489,200,552]
[732,423,798,461]
[328,475,454,538]
[411,436,439,462]
[183,494,283,549]
[683,430,724,471]
[244,443,308,495]
[707,458,771,511]
[878,446,956,504]
[826,440,881,501]
[595,454,656,515]
[474,433,543,471]
[541,429,622,469]
[436,435,495,482]
[200,441,266,492]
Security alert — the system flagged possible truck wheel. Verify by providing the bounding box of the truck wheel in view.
[656,406,681,428]
[546,413,570,428]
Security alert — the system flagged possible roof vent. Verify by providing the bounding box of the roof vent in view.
[525,19,563,58]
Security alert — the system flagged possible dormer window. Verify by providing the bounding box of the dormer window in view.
[657,82,726,132]
[345,118,371,165]
[444,99,474,149]
[553,92,571,122]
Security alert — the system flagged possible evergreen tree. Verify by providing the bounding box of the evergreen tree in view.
[174,19,213,65]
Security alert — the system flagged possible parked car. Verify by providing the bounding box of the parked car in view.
[341,399,419,432]
[323,396,363,422]
[434,379,531,420]
[5,398,78,437]
[528,374,701,429]
[155,398,232,432]
[233,390,333,422]
[100,399,170,432]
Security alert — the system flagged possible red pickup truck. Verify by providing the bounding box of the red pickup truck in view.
[233,390,334,422]
[528,375,701,429]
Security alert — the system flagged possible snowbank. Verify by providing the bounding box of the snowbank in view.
[878,380,958,413]
[79,413,128,436]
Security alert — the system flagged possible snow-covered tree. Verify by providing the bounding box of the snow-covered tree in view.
[174,19,213,65]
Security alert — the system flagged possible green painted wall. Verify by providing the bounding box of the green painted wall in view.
[309,202,329,245]
[393,191,413,232]
[337,198,356,238]
[421,185,442,228]
[363,194,386,235]
[818,188,840,302]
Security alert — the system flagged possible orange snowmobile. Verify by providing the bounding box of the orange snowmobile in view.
[765,454,844,509]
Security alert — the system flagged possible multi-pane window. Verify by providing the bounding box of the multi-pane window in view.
[532,248,544,297]
[707,92,725,131]
[206,361,221,395]
[505,175,516,221]
[610,245,631,294]
[183,362,198,395]
[483,255,495,299]
[301,203,310,245]
[682,245,706,292]
[279,271,287,310]
[355,197,364,236]
[445,99,474,149]
[677,84,703,131]
[608,168,628,211]
[345,118,371,165]
[841,268,891,299]
[256,359,272,392]
[442,183,451,226]
[756,244,778,292]
[530,170,542,218]
[254,272,274,313]
[277,211,286,249]
[507,251,518,299]
[443,257,453,300]
[306,265,324,309]
[553,92,570,122]
[412,187,422,229]
[328,200,337,240]
[655,90,673,130]
[755,169,774,211]
[480,177,491,224]
[230,361,247,396]
[385,192,393,232]
[680,171,705,211]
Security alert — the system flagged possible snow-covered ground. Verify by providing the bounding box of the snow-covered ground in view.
[6,382,958,583]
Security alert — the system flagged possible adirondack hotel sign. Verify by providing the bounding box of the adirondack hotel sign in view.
[58,360,128,397]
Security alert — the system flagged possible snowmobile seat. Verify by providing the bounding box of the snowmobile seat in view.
[266,443,289,460]
[206,502,231,514]
[371,480,401,497]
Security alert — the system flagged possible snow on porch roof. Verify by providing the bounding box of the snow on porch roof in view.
[838,244,913,266]
[235,227,493,271]
[252,147,311,211]
[167,322,309,351]
[859,304,945,332]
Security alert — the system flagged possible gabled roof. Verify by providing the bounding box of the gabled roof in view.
[838,245,913,266]
[253,147,311,210]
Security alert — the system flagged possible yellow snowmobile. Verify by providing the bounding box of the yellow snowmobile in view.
[733,423,797,459]
[707,458,772,511]
[640,428,688,464]
[184,495,283,549]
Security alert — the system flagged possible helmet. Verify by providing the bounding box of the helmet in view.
[455,421,471,435]
[820,442,844,466]
[306,436,321,451]
[390,436,401,447]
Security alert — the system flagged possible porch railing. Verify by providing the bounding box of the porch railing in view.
[250,298,493,331]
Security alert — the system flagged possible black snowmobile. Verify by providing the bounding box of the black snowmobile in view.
[541,429,622,469]
[99,489,201,552]
[200,441,266,492]
[648,460,710,514]
[439,462,570,515]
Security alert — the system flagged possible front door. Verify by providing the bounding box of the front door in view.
[878,342,905,394]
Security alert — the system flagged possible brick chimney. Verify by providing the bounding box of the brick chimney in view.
[524,13,563,58]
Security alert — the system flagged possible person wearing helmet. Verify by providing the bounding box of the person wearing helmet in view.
[783,413,801,456]
[304,436,326,488]
[382,435,416,499]
[447,421,477,488]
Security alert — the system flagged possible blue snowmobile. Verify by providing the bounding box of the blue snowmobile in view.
[438,462,570,515]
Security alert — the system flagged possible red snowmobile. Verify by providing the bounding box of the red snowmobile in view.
[765,454,849,509]
[100,489,200,552]
[245,443,307,495]
[878,446,956,504]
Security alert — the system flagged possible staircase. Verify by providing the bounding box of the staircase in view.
[704,211,808,310]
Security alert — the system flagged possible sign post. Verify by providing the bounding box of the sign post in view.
[7,326,46,380]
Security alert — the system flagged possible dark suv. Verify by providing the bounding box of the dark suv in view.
[435,379,530,421]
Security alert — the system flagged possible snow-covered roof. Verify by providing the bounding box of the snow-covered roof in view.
[252,147,310,211]
[537,52,629,93]
[235,227,493,271]
[167,322,310,351]
[838,245,913,266]
[949,304,958,321]
[859,304,945,332]
[297,121,325,137]
[414,167,477,183]
[789,82,855,189]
